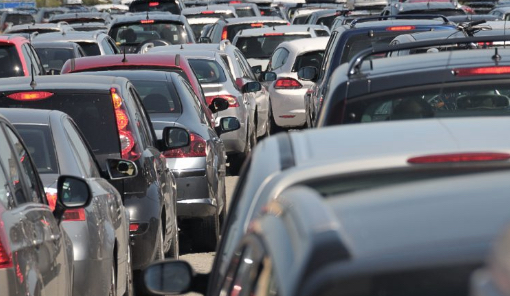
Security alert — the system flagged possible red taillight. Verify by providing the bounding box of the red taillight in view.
[119,130,135,157]
[0,221,12,269]
[45,189,57,211]
[63,208,86,221]
[129,223,139,232]
[274,78,302,89]
[206,95,239,107]
[115,110,129,130]
[7,91,53,101]
[251,23,263,27]
[221,27,228,40]
[149,1,159,6]
[386,26,415,31]
[230,0,241,3]
[264,33,283,36]
[453,66,510,76]
[407,152,510,164]
[163,133,207,158]
[111,88,140,161]
[141,19,155,24]
[201,10,214,14]
[477,41,492,48]
[261,10,265,15]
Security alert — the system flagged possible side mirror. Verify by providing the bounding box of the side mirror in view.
[220,117,241,133]
[263,71,277,82]
[106,159,138,180]
[53,175,92,223]
[242,81,261,93]
[144,260,208,295]
[298,66,318,82]
[199,36,211,43]
[208,97,229,113]
[162,127,190,150]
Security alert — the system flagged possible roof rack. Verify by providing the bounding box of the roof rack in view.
[349,14,451,28]
[348,35,510,77]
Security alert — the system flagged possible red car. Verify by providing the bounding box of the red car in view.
[61,53,215,124]
[0,35,45,78]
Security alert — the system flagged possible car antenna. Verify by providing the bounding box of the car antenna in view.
[30,64,36,89]
[492,47,501,65]
[122,46,128,62]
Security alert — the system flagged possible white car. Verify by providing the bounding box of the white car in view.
[231,24,330,70]
[264,37,329,130]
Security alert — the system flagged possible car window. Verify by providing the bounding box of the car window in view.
[0,157,12,208]
[267,48,283,71]
[35,47,75,72]
[129,86,155,148]
[235,50,257,80]
[129,0,181,14]
[314,29,330,37]
[293,50,325,72]
[21,44,34,74]
[63,118,101,178]
[272,48,289,71]
[14,124,59,174]
[321,31,338,79]
[77,42,101,56]
[110,22,190,45]
[189,58,228,83]
[131,79,182,114]
[177,75,207,124]
[0,45,23,78]
[237,35,311,59]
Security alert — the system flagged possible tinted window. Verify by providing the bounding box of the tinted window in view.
[101,38,115,55]
[317,15,337,28]
[0,45,23,78]
[44,10,64,19]
[129,0,181,14]
[236,34,311,59]
[77,42,101,56]
[14,125,58,174]
[190,23,208,39]
[226,22,287,41]
[0,92,119,156]
[268,48,288,71]
[341,32,406,64]
[35,48,74,71]
[130,80,182,113]
[293,14,309,24]
[5,13,34,25]
[186,12,235,19]
[110,22,190,45]
[293,50,324,71]
[189,59,227,83]
[315,29,330,37]
[62,119,100,178]
[236,8,256,17]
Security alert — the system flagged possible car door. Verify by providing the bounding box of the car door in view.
[0,121,71,296]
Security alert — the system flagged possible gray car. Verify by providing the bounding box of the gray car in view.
[1,108,135,296]
[32,31,120,56]
[0,112,92,296]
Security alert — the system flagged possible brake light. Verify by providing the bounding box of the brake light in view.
[264,33,284,36]
[206,95,239,107]
[386,26,415,31]
[111,88,141,161]
[129,223,139,232]
[7,91,53,101]
[251,23,263,27]
[62,208,86,221]
[453,66,510,76]
[230,0,241,3]
[163,133,207,158]
[407,152,510,164]
[45,189,57,211]
[478,41,492,48]
[141,19,155,24]
[261,10,265,15]
[0,221,12,269]
[149,1,159,6]
[221,27,228,40]
[274,78,302,89]
[201,10,214,14]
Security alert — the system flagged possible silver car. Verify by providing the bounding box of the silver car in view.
[263,37,329,130]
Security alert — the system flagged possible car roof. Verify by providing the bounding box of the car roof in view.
[61,53,183,72]
[50,12,109,19]
[148,41,232,53]
[491,6,510,11]
[32,41,80,49]
[220,16,289,24]
[187,17,220,24]
[0,108,63,125]
[0,75,124,92]
[234,24,326,36]
[110,11,185,24]
[182,4,237,14]
[73,69,170,81]
[276,36,329,53]
[0,35,27,44]
[346,18,452,30]
[32,31,105,42]
[159,49,218,59]
[390,1,459,10]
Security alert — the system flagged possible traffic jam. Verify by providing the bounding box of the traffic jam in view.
[1,0,510,295]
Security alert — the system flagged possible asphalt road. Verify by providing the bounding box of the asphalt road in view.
[178,176,239,296]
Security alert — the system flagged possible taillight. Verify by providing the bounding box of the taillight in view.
[264,33,283,36]
[44,188,57,211]
[141,19,155,24]
[407,152,510,164]
[274,78,302,89]
[478,41,492,48]
[230,0,241,3]
[62,209,86,221]
[7,91,53,101]
[149,1,159,6]
[386,26,415,31]
[206,95,239,107]
[163,133,207,158]
[111,88,141,161]
[251,23,263,27]
[453,66,510,76]
[202,10,214,14]
[0,221,12,269]
[129,223,139,232]
[221,27,228,40]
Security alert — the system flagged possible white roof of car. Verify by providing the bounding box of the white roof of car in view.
[187,17,220,24]
[234,24,328,37]
[182,4,237,14]
[277,36,329,54]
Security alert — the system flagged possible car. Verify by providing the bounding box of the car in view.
[0,108,134,296]
[314,36,510,127]
[3,22,74,35]
[447,14,501,23]
[300,17,456,127]
[34,7,69,23]
[128,0,185,14]
[0,35,45,77]
[182,5,238,20]
[32,31,120,56]
[0,11,34,33]
[32,42,86,75]
[0,112,92,296]
[380,1,466,16]
[225,2,262,17]
[152,169,510,296]
[47,12,112,26]
[330,10,381,30]
[290,6,334,24]
[0,74,183,295]
[199,16,289,44]
[463,0,497,14]
[188,17,221,40]
[489,5,510,19]
[304,9,349,28]
[107,12,195,54]
[232,24,330,69]
[346,0,387,11]
[69,21,109,32]
[149,41,271,139]
[153,49,260,174]
[73,70,239,251]
[263,37,329,130]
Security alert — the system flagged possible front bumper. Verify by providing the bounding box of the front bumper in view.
[270,87,307,128]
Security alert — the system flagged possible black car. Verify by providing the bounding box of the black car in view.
[32,41,87,75]
[143,169,510,296]
[0,75,185,294]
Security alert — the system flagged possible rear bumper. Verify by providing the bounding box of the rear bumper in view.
[270,88,307,127]
[171,168,217,218]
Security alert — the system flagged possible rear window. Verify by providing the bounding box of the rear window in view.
[226,22,287,41]
[399,9,466,16]
[77,42,101,56]
[317,14,337,28]
[129,0,181,14]
[190,23,207,39]
[0,91,119,156]
[0,45,23,78]
[236,34,311,59]
[185,12,236,19]
[342,81,510,124]
[110,22,190,46]
[293,14,309,24]
[293,50,325,71]
[235,7,256,17]
[315,29,330,37]
[130,79,182,113]
[189,59,227,84]
[14,125,58,174]
[35,48,74,71]
[341,32,408,64]
[5,14,34,25]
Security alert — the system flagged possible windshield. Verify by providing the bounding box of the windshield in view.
[130,80,182,113]
[226,22,287,41]
[129,0,181,14]
[110,22,189,45]
[342,82,510,124]
[189,59,227,84]
[0,45,24,78]
[237,34,311,59]
[15,125,59,174]
[35,47,74,71]
[43,11,64,19]
[5,14,34,25]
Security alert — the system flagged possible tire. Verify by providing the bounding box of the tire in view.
[109,264,117,296]
[191,212,219,252]
[155,221,165,260]
[167,217,179,259]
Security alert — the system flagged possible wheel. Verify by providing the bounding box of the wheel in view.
[155,221,165,260]
[167,217,179,259]
[109,263,117,296]
[123,246,133,296]
[191,212,219,252]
